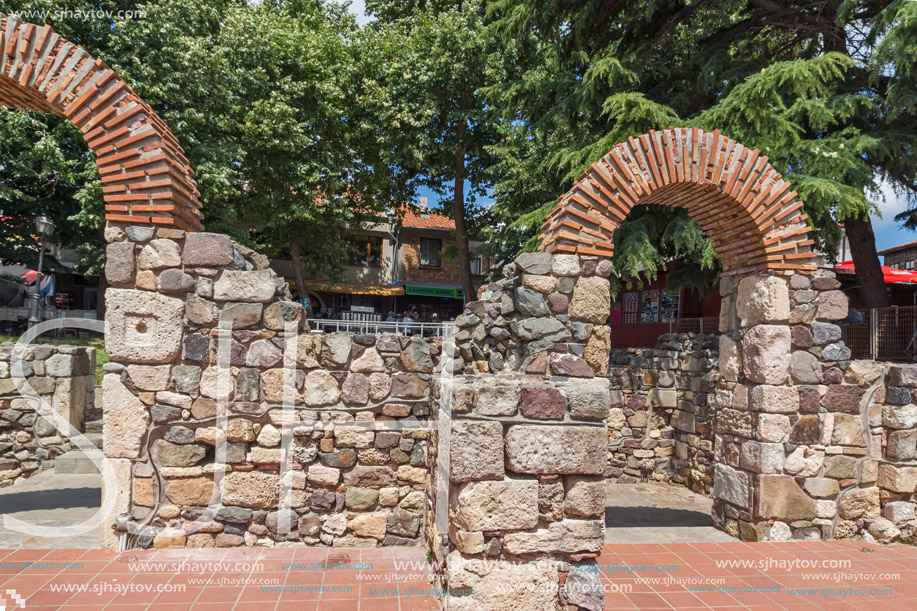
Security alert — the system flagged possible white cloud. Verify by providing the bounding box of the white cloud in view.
[869,176,912,230]
[335,0,370,25]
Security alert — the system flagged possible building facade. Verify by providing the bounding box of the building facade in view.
[879,240,917,270]
[270,201,492,321]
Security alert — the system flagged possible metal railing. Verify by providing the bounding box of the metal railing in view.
[308,319,453,336]
[667,316,719,335]
[842,306,917,361]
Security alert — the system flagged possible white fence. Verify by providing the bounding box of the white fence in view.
[307,318,453,336]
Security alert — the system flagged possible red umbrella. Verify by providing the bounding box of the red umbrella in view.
[20,270,39,284]
[835,260,917,284]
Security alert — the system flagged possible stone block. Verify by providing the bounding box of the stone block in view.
[569,277,611,324]
[877,464,917,494]
[183,232,234,267]
[564,476,605,518]
[830,413,864,446]
[824,385,865,414]
[127,365,171,391]
[804,478,839,498]
[213,270,276,302]
[105,241,135,285]
[474,380,520,416]
[551,254,581,276]
[550,353,595,378]
[515,252,552,275]
[446,550,559,611]
[106,289,184,364]
[349,512,387,540]
[713,463,751,509]
[520,382,565,419]
[887,430,917,461]
[757,475,816,521]
[740,441,785,474]
[453,478,539,531]
[789,351,822,384]
[303,370,340,406]
[741,325,790,384]
[882,403,917,429]
[837,487,880,520]
[164,477,215,506]
[221,471,280,508]
[505,425,605,474]
[736,276,789,325]
[888,365,917,387]
[563,378,610,421]
[102,374,150,458]
[451,420,504,482]
[516,318,571,342]
[815,290,847,320]
[757,413,791,443]
[137,239,181,270]
[719,336,741,382]
[717,408,752,437]
[584,325,610,376]
[749,385,798,413]
[502,519,604,555]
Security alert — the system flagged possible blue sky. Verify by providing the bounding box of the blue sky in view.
[340,0,915,260]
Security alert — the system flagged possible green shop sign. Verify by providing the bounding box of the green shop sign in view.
[404,285,464,299]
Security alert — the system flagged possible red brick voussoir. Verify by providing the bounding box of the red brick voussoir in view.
[0,13,204,232]
[539,127,817,277]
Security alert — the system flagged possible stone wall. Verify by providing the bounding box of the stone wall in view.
[607,333,718,493]
[443,252,612,611]
[713,270,876,542]
[0,344,96,486]
[103,223,440,549]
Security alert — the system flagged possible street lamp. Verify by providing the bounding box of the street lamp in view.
[28,215,55,328]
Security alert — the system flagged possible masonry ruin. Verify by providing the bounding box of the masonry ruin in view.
[2,13,917,611]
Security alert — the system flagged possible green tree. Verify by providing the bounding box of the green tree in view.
[485,0,917,307]
[362,0,502,301]
[1,0,408,289]
[0,0,152,273]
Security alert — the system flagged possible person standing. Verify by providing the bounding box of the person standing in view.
[402,311,414,335]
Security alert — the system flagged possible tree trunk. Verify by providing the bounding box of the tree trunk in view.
[842,213,889,309]
[290,240,308,311]
[452,129,475,304]
[822,12,887,309]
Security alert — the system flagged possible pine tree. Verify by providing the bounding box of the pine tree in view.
[485,0,917,306]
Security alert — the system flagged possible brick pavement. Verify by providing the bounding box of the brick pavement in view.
[1,540,914,610]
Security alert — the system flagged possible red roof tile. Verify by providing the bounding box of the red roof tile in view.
[401,209,455,230]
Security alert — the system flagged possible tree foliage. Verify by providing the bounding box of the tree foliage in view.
[484,0,917,302]
[360,0,503,299]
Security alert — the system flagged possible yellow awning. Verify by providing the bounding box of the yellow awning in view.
[301,282,404,296]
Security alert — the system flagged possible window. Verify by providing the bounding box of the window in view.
[469,256,483,275]
[907,260,915,270]
[419,238,442,267]
[349,236,382,266]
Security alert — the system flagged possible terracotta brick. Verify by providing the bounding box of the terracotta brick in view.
[0,13,203,231]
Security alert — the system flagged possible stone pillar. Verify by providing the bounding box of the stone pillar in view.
[713,270,853,541]
[444,253,611,611]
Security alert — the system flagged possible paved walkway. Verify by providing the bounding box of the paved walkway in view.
[1,540,913,610]
[605,482,735,543]
[0,471,101,549]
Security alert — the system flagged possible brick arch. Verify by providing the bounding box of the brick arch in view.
[0,14,203,231]
[539,127,817,275]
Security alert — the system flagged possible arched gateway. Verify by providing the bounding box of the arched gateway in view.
[0,14,202,230]
[4,14,887,611]
[540,127,818,275]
